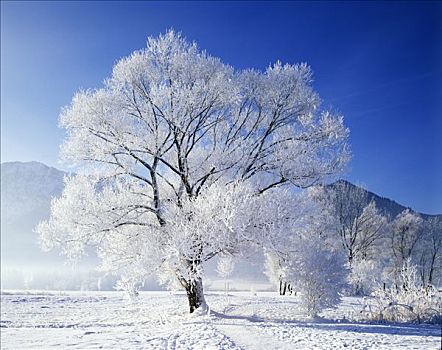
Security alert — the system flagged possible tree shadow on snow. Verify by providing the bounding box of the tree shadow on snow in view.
[207,310,441,338]
[285,320,441,337]
[210,310,266,323]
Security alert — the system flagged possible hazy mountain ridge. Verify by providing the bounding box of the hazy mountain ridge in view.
[327,179,441,220]
[1,161,440,290]
[2,162,440,263]
[1,161,66,225]
[1,162,67,263]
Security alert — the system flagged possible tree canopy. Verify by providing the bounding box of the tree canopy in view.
[37,30,349,313]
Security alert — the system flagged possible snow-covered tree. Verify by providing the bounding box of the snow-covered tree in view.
[263,189,348,313]
[37,30,349,313]
[288,237,348,317]
[348,258,384,295]
[314,182,389,295]
[264,250,291,295]
[391,210,423,262]
[416,217,442,288]
[318,182,387,265]
[263,186,338,296]
[387,209,423,288]
[216,255,235,295]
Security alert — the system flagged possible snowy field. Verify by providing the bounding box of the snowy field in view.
[1,291,440,350]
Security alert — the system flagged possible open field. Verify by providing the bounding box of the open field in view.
[1,291,440,349]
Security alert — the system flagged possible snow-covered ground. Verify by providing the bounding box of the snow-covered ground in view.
[1,291,440,349]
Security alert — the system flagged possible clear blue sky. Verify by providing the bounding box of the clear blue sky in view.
[1,1,441,214]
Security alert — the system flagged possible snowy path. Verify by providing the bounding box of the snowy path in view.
[209,301,298,349]
[209,297,442,350]
[1,291,440,349]
[214,322,287,350]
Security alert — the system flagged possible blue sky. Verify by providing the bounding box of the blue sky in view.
[1,1,441,214]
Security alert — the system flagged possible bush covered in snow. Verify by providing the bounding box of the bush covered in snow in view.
[288,238,348,317]
[368,260,442,323]
[263,189,349,316]
[348,259,384,296]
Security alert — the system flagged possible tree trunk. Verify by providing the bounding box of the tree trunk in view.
[288,284,293,295]
[184,277,207,313]
[279,280,287,296]
[428,252,436,286]
[348,251,353,266]
[279,280,288,295]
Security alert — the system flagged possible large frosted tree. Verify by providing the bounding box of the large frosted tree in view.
[37,31,349,313]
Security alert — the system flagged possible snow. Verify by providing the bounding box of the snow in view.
[1,291,440,349]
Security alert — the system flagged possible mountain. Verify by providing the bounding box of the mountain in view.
[1,162,440,290]
[1,161,65,221]
[326,179,441,220]
[1,162,112,290]
[1,162,66,262]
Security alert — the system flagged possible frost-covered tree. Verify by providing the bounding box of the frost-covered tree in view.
[263,189,348,313]
[264,250,291,295]
[288,237,348,317]
[318,182,387,265]
[387,209,423,288]
[216,255,235,295]
[37,30,349,313]
[348,258,384,295]
[267,218,348,315]
[264,186,337,296]
[391,210,423,262]
[416,217,442,288]
[313,182,388,295]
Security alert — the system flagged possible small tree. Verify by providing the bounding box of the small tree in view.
[388,209,423,288]
[416,217,442,288]
[264,250,291,295]
[263,189,348,314]
[288,236,348,317]
[314,182,388,295]
[273,236,348,317]
[318,182,387,266]
[348,258,383,295]
[216,255,235,295]
[37,30,349,313]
